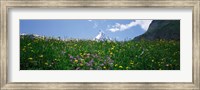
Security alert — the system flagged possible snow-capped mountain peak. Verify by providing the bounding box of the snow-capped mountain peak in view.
[94,30,106,40]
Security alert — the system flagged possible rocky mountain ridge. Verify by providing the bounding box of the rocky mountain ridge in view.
[134,20,180,41]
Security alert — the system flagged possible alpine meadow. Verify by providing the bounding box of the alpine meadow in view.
[20,20,180,70]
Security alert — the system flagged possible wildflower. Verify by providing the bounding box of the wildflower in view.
[115,64,118,67]
[76,55,81,59]
[61,51,66,55]
[130,61,134,65]
[31,50,34,53]
[80,58,84,62]
[86,53,90,58]
[86,53,90,56]
[140,50,144,56]
[68,54,73,59]
[27,43,31,46]
[89,59,94,64]
[74,60,78,63]
[76,67,80,70]
[166,64,169,67]
[100,63,104,66]
[126,67,129,70]
[80,63,83,66]
[83,52,87,55]
[86,62,91,66]
[39,55,43,58]
[28,57,33,60]
[103,66,106,69]
[119,66,123,69]
[111,47,114,50]
[130,62,134,65]
[34,39,38,42]
[94,54,98,57]
[109,63,113,66]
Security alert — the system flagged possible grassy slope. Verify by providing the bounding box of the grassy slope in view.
[20,35,180,70]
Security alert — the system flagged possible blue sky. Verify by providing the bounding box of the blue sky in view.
[20,19,152,41]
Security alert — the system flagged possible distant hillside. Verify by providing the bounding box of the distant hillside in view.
[134,20,180,41]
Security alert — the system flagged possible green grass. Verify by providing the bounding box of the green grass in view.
[20,35,180,70]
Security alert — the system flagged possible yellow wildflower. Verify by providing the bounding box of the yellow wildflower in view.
[130,61,134,65]
[28,57,33,60]
[115,64,118,67]
[111,47,114,50]
[27,43,31,46]
[74,60,78,63]
[126,67,129,70]
[119,66,123,68]
[39,55,43,58]
[80,63,83,66]
[103,66,106,69]
[45,62,48,65]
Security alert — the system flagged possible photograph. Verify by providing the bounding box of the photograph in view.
[20,19,180,70]
[1,0,199,89]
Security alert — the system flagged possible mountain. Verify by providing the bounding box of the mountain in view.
[134,20,180,41]
[94,31,106,40]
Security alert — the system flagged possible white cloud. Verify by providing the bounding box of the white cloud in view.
[93,23,98,28]
[88,20,98,28]
[107,25,110,28]
[108,20,152,32]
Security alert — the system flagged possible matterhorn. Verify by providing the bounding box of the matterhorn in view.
[94,30,106,41]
